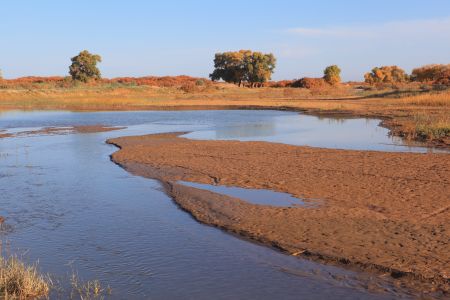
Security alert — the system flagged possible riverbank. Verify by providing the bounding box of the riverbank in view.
[1,85,449,148]
[108,132,450,295]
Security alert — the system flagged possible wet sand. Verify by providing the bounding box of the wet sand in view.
[0,125,125,138]
[0,132,12,138]
[108,132,450,294]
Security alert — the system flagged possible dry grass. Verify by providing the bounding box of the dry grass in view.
[0,252,112,299]
[397,92,450,107]
[413,113,450,140]
[0,255,51,299]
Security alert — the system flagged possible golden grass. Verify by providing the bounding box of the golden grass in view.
[396,92,450,107]
[0,251,112,299]
[0,255,51,299]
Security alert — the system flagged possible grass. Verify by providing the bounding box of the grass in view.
[413,113,450,140]
[0,252,111,299]
[70,273,111,300]
[0,255,51,299]
[397,92,450,107]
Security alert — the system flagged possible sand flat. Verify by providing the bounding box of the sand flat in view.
[108,132,450,292]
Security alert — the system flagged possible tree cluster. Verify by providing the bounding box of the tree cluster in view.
[210,50,276,87]
[364,66,409,84]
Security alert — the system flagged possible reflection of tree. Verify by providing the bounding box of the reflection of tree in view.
[215,123,276,139]
[316,116,347,125]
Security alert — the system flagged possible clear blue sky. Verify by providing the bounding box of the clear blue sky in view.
[2,0,450,80]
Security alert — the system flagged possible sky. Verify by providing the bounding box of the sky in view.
[1,0,450,81]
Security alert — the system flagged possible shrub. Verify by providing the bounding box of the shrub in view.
[195,79,206,86]
[291,77,328,89]
[323,65,341,85]
[265,80,294,88]
[411,64,450,85]
[364,66,409,84]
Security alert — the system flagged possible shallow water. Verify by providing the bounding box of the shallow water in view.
[0,110,438,299]
[178,181,317,207]
[0,109,447,152]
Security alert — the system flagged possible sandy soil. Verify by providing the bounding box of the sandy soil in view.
[0,125,125,138]
[108,132,450,294]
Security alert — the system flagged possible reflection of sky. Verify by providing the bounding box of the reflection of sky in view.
[0,110,448,153]
[179,181,305,207]
[213,123,276,139]
[184,114,449,153]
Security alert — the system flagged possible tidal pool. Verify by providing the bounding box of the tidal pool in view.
[178,181,319,207]
[0,110,436,299]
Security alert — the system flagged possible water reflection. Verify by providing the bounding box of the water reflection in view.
[213,123,276,139]
[0,110,448,153]
[184,114,449,153]
[0,126,403,299]
[178,181,319,207]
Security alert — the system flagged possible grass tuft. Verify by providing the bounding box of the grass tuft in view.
[70,273,111,300]
[413,113,450,140]
[0,255,51,299]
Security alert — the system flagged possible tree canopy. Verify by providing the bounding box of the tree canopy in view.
[323,65,341,85]
[364,66,408,84]
[69,50,102,82]
[210,50,276,87]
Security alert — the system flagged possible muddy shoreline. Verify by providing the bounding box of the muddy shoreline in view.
[107,132,449,296]
[0,125,125,138]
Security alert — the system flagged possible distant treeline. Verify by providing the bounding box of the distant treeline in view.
[0,49,449,89]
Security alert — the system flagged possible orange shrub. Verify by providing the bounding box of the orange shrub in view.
[291,77,328,89]
[411,64,450,85]
[264,80,295,88]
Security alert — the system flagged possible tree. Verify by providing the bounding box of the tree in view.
[323,65,341,85]
[364,66,409,84]
[210,50,249,86]
[69,50,102,82]
[210,50,276,87]
[246,52,276,87]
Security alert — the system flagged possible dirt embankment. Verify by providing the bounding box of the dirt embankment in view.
[108,132,450,294]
